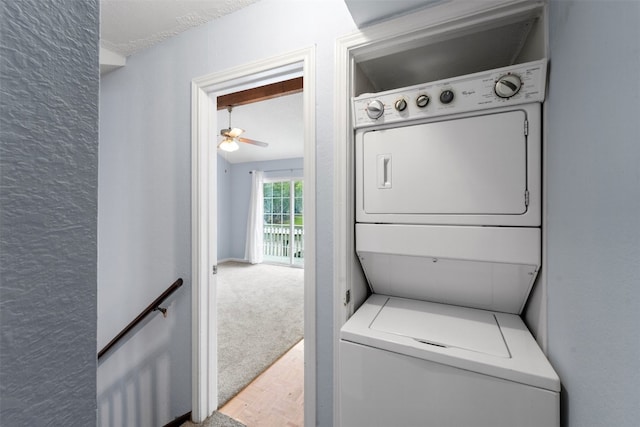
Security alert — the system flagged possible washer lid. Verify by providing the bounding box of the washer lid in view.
[371,298,510,358]
[341,295,561,392]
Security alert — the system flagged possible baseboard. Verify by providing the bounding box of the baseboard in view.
[163,411,191,427]
[218,258,249,264]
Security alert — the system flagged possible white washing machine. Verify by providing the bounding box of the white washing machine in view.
[340,59,560,426]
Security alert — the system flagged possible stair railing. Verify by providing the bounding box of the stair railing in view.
[97,278,184,360]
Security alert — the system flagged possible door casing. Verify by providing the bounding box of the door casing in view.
[191,47,316,424]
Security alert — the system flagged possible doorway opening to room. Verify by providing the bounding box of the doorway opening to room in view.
[191,48,316,426]
[215,82,305,425]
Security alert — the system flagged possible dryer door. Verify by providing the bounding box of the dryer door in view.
[359,109,529,221]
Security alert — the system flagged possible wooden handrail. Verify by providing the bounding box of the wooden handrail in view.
[98,278,184,360]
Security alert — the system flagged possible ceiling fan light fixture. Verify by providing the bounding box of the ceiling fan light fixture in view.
[217,104,268,152]
[218,137,239,152]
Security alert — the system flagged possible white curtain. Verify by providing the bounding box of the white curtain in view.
[245,170,264,264]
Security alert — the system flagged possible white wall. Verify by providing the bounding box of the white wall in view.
[546,1,640,426]
[98,1,356,425]
[97,23,205,425]
[217,155,233,261]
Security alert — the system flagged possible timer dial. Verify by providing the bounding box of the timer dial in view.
[495,74,522,98]
[366,100,384,119]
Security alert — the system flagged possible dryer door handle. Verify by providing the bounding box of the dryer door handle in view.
[377,154,392,189]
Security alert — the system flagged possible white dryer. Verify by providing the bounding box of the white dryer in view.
[340,60,560,427]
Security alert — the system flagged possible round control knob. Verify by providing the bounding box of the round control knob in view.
[416,94,430,108]
[440,90,454,104]
[494,74,522,98]
[366,99,384,119]
[394,98,408,112]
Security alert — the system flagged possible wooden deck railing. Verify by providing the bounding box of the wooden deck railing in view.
[263,225,304,259]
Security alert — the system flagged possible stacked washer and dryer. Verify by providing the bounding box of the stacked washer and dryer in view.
[340,59,560,426]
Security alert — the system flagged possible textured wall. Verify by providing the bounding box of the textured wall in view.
[0,0,99,425]
[546,1,640,426]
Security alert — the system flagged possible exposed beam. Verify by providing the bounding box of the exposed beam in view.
[216,77,303,110]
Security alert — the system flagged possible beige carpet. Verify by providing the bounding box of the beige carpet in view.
[182,411,245,427]
[216,261,304,406]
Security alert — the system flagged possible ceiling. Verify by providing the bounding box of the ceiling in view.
[100,0,260,58]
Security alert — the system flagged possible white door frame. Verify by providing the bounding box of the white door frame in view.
[191,47,316,424]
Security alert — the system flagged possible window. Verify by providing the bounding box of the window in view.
[263,179,303,266]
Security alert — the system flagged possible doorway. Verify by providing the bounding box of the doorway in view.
[190,48,316,424]
[214,88,305,415]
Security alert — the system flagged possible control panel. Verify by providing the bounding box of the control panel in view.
[352,59,547,128]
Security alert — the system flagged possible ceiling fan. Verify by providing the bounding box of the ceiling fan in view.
[218,105,269,152]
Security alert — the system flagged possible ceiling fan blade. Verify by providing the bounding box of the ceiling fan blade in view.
[238,137,269,148]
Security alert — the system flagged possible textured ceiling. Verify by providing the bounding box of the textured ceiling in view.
[100,0,260,57]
